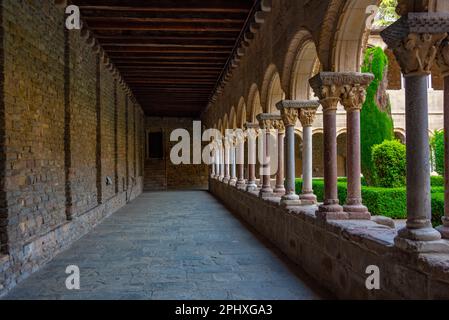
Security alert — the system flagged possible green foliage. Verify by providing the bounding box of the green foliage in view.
[430,130,444,176]
[361,47,394,186]
[374,0,399,27]
[372,140,406,188]
[295,178,444,226]
[431,175,444,187]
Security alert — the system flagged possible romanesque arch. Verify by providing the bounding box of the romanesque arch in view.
[248,84,263,122]
[229,107,237,130]
[236,97,247,128]
[261,65,285,113]
[283,29,321,100]
[331,0,379,72]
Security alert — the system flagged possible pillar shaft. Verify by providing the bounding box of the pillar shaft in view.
[260,130,273,197]
[236,134,246,188]
[274,128,285,194]
[397,75,440,241]
[230,141,237,185]
[438,73,449,238]
[299,125,317,204]
[284,125,296,196]
[246,128,258,191]
[223,139,230,183]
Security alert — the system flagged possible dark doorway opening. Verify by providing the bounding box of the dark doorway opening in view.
[147,132,163,159]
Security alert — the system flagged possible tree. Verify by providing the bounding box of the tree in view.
[374,0,399,27]
[361,46,395,186]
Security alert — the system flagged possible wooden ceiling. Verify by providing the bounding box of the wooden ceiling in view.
[74,0,257,118]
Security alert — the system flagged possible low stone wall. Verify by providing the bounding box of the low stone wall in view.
[210,179,449,299]
[0,185,142,297]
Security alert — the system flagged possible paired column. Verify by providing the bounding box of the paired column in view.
[437,37,449,238]
[298,103,320,205]
[273,120,286,195]
[245,123,259,191]
[236,129,247,189]
[381,12,448,251]
[276,101,301,207]
[340,77,373,219]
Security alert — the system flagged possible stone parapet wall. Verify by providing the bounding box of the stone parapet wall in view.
[210,179,449,299]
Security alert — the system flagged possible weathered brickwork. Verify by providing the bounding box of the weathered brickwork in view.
[0,0,144,296]
[68,28,98,217]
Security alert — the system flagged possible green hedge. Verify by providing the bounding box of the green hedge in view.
[295,178,445,225]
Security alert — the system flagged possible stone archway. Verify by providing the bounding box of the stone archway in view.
[332,0,379,72]
[290,38,321,100]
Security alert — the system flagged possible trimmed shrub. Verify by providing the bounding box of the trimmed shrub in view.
[360,46,394,186]
[430,130,444,176]
[372,140,406,188]
[431,175,444,187]
[431,193,444,227]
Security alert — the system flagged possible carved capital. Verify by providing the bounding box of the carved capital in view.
[256,113,282,132]
[272,119,285,133]
[280,108,298,127]
[437,38,449,77]
[340,84,368,112]
[299,107,318,127]
[381,14,448,76]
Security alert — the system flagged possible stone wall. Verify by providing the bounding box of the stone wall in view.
[144,117,209,191]
[210,179,449,299]
[0,0,144,296]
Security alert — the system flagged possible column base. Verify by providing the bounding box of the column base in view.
[437,225,449,239]
[222,177,230,184]
[316,202,348,220]
[259,187,274,199]
[299,193,317,205]
[280,193,301,207]
[343,204,371,220]
[246,181,258,192]
[218,176,224,182]
[397,226,442,242]
[236,180,246,190]
[229,178,237,186]
[395,236,449,253]
[273,186,286,195]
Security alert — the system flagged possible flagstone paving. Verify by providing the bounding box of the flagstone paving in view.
[3,191,327,300]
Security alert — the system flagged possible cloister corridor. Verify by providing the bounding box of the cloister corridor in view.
[3,191,327,300]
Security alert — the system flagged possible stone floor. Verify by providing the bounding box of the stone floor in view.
[3,191,327,300]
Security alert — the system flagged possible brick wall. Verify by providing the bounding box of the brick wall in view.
[144,117,209,191]
[0,0,144,295]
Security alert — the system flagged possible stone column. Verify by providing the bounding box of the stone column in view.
[257,114,280,198]
[211,141,216,178]
[236,129,246,189]
[223,136,230,183]
[340,75,374,219]
[219,140,225,181]
[245,123,259,191]
[381,12,448,251]
[229,134,237,186]
[276,101,301,207]
[437,37,449,238]
[298,103,320,205]
[273,120,286,195]
[309,73,347,220]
